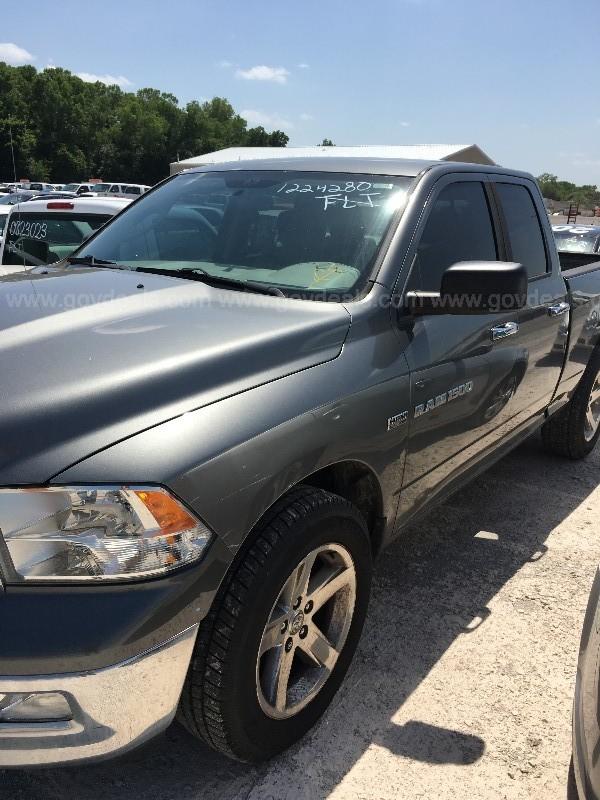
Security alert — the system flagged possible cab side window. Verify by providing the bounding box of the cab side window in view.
[494,183,548,279]
[408,181,498,292]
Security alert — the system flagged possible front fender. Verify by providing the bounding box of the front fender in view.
[54,356,411,553]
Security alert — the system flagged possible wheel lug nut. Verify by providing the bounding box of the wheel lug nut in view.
[304,600,313,614]
[285,637,293,652]
[280,620,288,634]
[299,625,308,639]
[293,597,302,610]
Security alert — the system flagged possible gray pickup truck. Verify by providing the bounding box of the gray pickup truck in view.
[0,157,599,768]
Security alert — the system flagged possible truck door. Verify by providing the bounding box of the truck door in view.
[491,179,569,420]
[398,175,528,522]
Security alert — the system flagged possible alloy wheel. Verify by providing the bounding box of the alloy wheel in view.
[256,543,356,720]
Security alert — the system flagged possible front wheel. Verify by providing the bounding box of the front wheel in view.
[179,486,372,762]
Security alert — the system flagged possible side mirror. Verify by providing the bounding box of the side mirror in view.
[406,261,527,316]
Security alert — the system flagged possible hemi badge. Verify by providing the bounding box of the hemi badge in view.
[387,411,409,431]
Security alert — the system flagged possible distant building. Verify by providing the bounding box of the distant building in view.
[169,144,495,175]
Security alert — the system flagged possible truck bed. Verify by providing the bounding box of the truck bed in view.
[558,250,600,273]
[558,256,600,391]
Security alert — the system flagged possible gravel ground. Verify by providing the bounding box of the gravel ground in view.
[2,432,599,800]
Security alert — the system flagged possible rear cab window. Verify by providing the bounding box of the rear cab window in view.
[494,182,548,279]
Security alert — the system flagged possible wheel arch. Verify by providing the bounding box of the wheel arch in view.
[265,459,386,558]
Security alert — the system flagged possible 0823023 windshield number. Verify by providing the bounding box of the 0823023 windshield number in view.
[8,220,48,241]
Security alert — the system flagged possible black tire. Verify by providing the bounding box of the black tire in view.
[542,346,600,460]
[567,756,578,799]
[179,485,372,762]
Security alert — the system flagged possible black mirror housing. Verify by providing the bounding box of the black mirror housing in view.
[407,261,527,316]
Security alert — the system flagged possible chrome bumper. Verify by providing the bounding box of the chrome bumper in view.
[0,624,198,767]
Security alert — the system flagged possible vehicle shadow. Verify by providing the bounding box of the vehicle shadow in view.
[2,433,598,800]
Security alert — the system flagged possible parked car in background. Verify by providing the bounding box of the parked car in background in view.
[553,225,600,253]
[27,192,78,201]
[553,225,600,272]
[0,196,130,268]
[62,182,95,195]
[24,182,55,192]
[0,191,38,205]
[0,204,10,247]
[84,182,152,198]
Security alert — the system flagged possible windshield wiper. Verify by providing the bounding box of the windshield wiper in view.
[133,266,286,297]
[65,255,130,269]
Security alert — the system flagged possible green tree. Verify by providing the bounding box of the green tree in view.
[0,62,288,183]
[537,173,600,207]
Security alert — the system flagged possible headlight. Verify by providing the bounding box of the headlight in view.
[0,486,212,582]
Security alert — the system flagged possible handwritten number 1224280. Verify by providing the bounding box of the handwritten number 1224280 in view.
[276,181,384,210]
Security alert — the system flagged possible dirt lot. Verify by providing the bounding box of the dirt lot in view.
[2,432,599,800]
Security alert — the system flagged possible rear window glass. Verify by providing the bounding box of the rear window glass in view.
[495,183,548,278]
[2,213,111,266]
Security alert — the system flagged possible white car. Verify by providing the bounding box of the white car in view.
[62,182,96,195]
[0,204,10,247]
[23,182,56,192]
[0,197,130,271]
[85,182,152,198]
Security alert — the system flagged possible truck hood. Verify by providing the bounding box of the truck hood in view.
[0,267,351,482]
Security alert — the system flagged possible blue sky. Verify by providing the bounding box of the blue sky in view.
[2,0,600,183]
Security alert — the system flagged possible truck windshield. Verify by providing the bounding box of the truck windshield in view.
[74,170,413,298]
[2,213,111,266]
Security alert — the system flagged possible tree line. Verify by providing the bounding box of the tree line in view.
[537,173,600,209]
[0,62,289,185]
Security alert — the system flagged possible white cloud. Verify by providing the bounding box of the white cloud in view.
[297,63,309,69]
[400,121,410,127]
[241,109,294,130]
[217,59,234,68]
[236,65,289,84]
[299,112,314,121]
[0,43,35,65]
[76,72,133,88]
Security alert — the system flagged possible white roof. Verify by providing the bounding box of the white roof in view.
[171,144,495,174]
[8,197,131,214]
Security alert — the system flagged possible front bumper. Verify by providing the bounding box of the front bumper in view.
[0,624,198,767]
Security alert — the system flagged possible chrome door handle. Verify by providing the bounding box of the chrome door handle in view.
[547,302,570,317]
[490,321,519,341]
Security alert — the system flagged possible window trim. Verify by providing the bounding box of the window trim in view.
[490,178,550,282]
[399,174,503,296]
